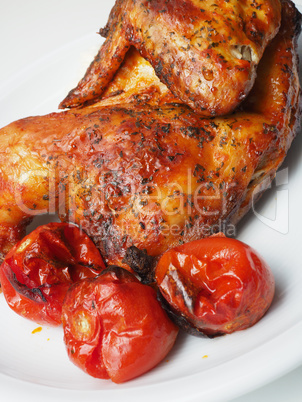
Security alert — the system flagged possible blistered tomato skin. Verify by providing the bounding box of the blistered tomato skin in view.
[62,266,179,383]
[155,236,275,337]
[0,223,106,325]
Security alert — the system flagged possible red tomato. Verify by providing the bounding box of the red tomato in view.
[155,236,275,336]
[0,222,106,325]
[62,266,179,383]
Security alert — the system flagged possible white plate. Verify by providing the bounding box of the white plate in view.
[0,1,302,401]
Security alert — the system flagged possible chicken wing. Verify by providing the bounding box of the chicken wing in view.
[60,0,281,116]
[0,0,300,268]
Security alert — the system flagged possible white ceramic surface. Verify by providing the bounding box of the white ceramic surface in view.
[0,1,302,401]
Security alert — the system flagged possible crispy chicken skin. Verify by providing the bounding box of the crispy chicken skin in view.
[0,0,300,267]
[60,0,281,116]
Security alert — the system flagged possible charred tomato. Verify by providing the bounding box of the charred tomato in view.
[62,266,178,383]
[0,222,106,325]
[155,236,275,337]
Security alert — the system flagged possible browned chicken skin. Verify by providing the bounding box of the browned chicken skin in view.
[0,0,300,268]
[60,0,281,116]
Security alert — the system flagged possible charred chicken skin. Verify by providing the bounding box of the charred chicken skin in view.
[0,0,301,269]
[60,0,282,116]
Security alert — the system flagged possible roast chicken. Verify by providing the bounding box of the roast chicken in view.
[60,0,282,116]
[0,0,300,269]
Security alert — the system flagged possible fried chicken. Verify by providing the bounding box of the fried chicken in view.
[0,0,300,267]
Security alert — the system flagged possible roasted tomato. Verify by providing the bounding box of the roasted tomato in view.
[0,222,106,325]
[62,266,178,383]
[155,236,275,337]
